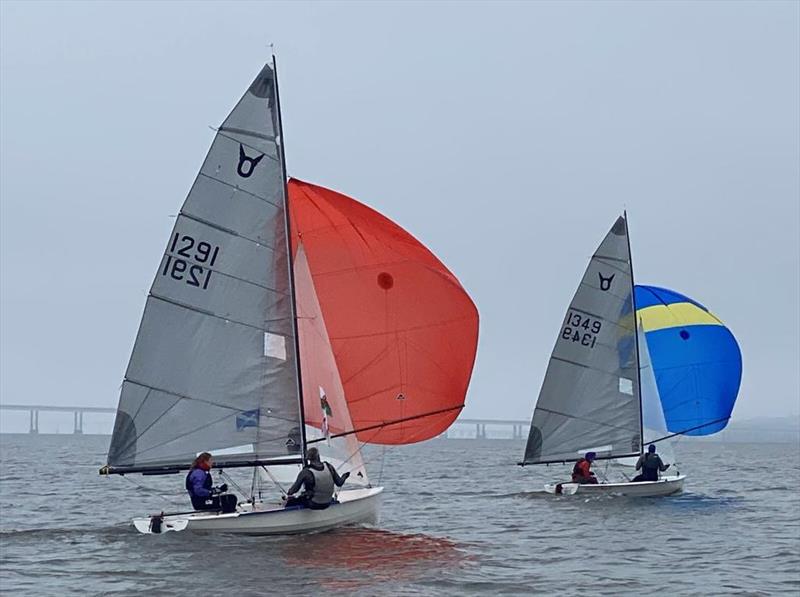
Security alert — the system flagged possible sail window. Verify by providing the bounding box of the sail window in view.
[264,332,287,360]
[619,377,634,395]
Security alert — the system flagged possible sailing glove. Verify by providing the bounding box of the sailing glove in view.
[219,483,229,493]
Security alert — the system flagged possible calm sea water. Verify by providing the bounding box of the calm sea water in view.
[1,434,798,596]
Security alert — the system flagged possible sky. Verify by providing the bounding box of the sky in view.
[1,0,798,428]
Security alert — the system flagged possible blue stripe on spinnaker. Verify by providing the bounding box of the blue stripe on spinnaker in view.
[634,285,709,312]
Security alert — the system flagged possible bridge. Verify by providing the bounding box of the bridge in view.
[0,404,116,434]
[0,403,530,439]
[447,418,530,439]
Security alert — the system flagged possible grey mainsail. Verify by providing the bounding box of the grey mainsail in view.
[523,215,642,464]
[105,62,303,472]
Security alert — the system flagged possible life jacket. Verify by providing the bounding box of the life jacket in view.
[185,468,211,498]
[308,463,335,505]
[641,453,661,471]
[572,458,591,480]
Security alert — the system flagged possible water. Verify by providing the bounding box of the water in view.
[1,435,798,595]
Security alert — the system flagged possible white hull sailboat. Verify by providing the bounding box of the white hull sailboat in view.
[520,215,683,496]
[133,487,382,535]
[544,475,685,497]
[101,57,479,536]
[520,215,740,497]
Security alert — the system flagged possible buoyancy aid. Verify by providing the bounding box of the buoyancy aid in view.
[309,463,335,505]
[185,468,212,498]
[572,458,592,481]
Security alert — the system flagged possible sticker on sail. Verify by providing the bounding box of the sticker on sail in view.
[236,409,260,430]
[619,377,634,395]
[264,332,287,360]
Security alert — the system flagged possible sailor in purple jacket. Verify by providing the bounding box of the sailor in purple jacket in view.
[185,452,229,510]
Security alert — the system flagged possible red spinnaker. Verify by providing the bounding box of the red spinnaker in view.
[288,179,479,445]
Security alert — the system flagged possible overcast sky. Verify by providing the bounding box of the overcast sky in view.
[1,1,798,425]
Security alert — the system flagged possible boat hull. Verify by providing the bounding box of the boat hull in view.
[132,487,382,535]
[544,475,685,497]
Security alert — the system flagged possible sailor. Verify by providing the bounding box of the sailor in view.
[572,451,599,484]
[284,447,350,510]
[185,452,234,511]
[632,444,670,482]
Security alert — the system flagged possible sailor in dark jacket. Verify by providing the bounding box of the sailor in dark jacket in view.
[285,447,350,510]
[632,444,671,482]
[185,452,231,511]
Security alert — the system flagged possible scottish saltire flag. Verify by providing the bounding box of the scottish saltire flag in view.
[235,409,260,431]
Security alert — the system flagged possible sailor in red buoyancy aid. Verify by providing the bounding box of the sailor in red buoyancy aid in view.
[572,451,599,484]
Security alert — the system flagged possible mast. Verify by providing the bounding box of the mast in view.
[272,54,308,461]
[624,210,644,456]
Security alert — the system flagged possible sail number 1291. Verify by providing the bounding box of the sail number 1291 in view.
[161,232,220,290]
[561,312,602,348]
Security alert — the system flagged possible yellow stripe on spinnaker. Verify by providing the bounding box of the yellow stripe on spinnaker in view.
[637,302,723,332]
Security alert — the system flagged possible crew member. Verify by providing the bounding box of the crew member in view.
[285,447,350,510]
[185,452,235,512]
[572,451,599,484]
[632,444,670,482]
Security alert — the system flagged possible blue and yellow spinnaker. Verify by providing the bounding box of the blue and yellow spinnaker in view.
[635,285,742,436]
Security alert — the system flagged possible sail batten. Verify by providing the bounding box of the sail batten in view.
[523,215,642,465]
[106,62,303,472]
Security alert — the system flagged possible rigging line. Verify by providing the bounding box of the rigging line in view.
[124,387,153,433]
[177,211,280,254]
[147,291,290,332]
[329,313,475,342]
[647,417,731,445]
[217,126,278,145]
[548,354,639,379]
[147,294,277,333]
[534,406,640,435]
[196,172,282,210]
[122,378,301,422]
[120,474,185,505]
[305,404,463,445]
[576,280,630,304]
[260,465,289,496]
[131,409,299,460]
[219,470,248,498]
[130,411,239,458]
[214,130,281,163]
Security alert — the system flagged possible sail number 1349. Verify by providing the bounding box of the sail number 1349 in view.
[561,312,602,348]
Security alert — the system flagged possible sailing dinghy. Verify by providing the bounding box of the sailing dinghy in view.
[100,58,479,535]
[519,214,688,497]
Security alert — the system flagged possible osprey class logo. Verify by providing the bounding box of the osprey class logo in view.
[598,272,615,291]
[236,144,264,178]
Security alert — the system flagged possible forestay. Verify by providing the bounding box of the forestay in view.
[523,216,642,464]
[630,322,675,464]
[106,62,303,471]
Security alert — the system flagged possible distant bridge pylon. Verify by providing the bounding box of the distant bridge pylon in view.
[0,404,116,434]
